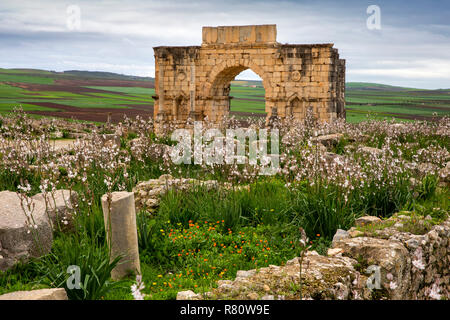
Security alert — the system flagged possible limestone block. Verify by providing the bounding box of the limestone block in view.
[101,192,141,280]
[0,191,53,271]
[333,237,411,299]
[355,216,382,227]
[177,290,202,300]
[0,288,68,300]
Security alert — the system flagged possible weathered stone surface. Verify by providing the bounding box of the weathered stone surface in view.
[101,192,140,280]
[416,162,437,177]
[332,229,350,244]
[49,139,76,152]
[176,290,202,300]
[0,191,53,271]
[312,133,344,148]
[327,248,344,256]
[332,237,411,299]
[355,216,382,227]
[347,227,364,238]
[0,288,68,300]
[207,254,364,300]
[324,152,346,164]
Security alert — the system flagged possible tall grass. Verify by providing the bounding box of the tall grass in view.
[34,234,123,300]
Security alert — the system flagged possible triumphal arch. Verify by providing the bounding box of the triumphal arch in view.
[153,24,345,129]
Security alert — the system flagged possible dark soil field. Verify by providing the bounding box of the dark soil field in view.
[26,102,154,123]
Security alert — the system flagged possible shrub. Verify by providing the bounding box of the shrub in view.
[417,174,439,200]
[34,234,123,300]
[289,181,357,240]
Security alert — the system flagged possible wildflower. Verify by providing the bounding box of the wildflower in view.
[429,283,441,300]
[130,275,146,300]
[389,281,398,290]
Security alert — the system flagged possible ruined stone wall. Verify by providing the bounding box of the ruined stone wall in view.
[153,25,345,130]
[177,214,450,300]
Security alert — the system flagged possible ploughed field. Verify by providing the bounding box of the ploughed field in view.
[0,68,449,123]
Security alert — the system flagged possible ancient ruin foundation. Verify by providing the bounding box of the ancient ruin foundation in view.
[153,24,346,130]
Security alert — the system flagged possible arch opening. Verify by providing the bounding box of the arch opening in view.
[207,66,267,123]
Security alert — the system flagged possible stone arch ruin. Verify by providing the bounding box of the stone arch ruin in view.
[153,24,345,129]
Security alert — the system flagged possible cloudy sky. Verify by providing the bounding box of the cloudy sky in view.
[1,0,450,89]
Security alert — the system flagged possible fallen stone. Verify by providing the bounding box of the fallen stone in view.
[0,191,53,271]
[332,229,350,243]
[176,290,202,300]
[348,228,364,238]
[236,269,256,279]
[332,237,411,300]
[100,133,121,147]
[355,216,382,227]
[312,133,344,148]
[201,253,362,300]
[0,288,68,300]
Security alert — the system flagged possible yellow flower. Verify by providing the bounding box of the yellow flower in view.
[157,274,163,278]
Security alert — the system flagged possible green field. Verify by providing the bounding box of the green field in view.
[229,81,450,122]
[0,68,449,122]
[0,68,154,121]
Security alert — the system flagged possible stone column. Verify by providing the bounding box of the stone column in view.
[101,191,141,280]
[158,62,165,114]
[188,61,199,122]
[189,61,196,113]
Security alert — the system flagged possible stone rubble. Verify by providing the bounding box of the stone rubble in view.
[132,174,232,213]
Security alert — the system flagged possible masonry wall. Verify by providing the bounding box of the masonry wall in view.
[153,25,345,129]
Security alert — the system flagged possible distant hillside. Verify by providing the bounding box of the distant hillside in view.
[346,82,421,92]
[62,70,153,81]
[0,68,154,82]
[231,79,264,87]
